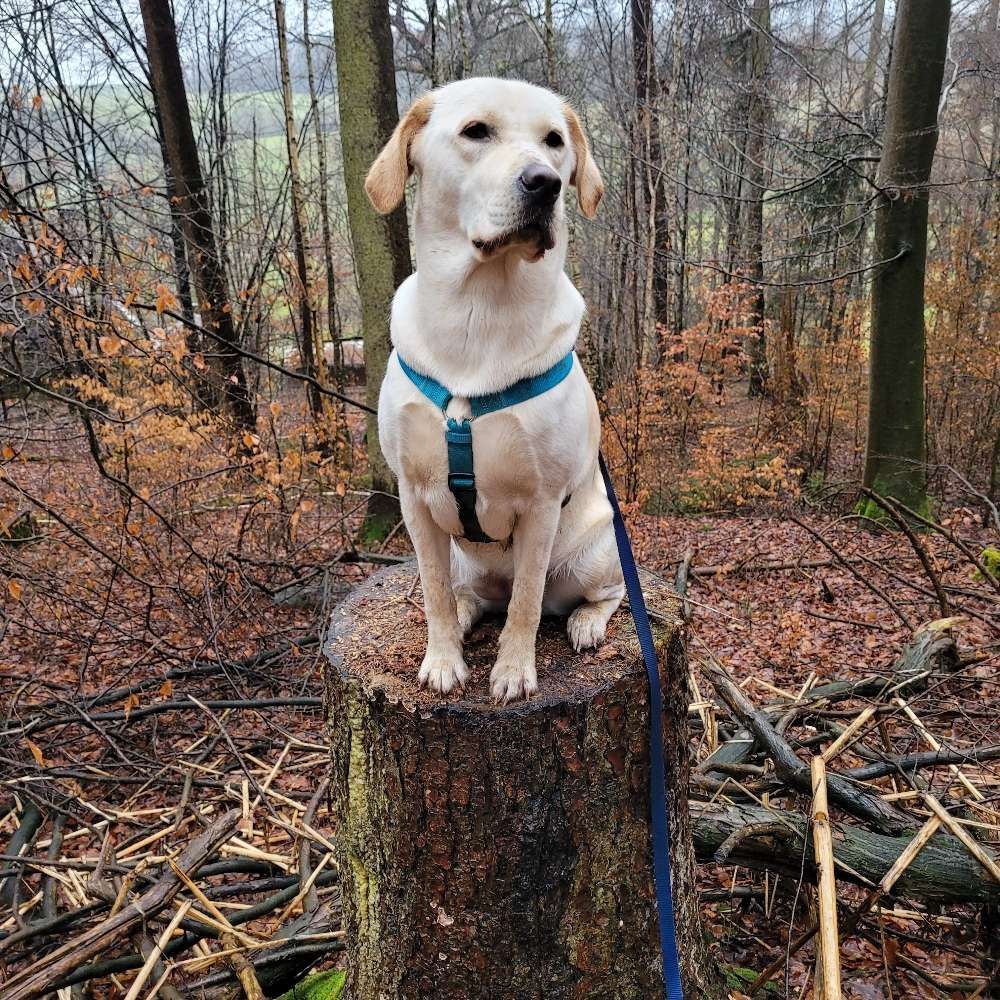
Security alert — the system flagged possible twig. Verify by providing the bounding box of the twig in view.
[789,515,915,628]
[3,698,323,739]
[859,488,949,616]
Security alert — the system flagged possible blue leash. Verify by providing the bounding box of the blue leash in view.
[599,453,684,1000]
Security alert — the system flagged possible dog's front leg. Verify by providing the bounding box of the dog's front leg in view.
[490,503,561,702]
[401,486,469,693]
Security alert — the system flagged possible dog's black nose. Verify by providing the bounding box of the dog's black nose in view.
[518,163,561,204]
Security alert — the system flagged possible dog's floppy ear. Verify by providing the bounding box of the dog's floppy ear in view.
[365,93,434,215]
[562,103,604,219]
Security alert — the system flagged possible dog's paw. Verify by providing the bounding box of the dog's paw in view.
[418,650,469,694]
[489,655,538,703]
[456,594,484,636]
[567,603,609,651]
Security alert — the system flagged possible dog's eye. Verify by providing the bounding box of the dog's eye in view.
[544,131,564,148]
[460,121,490,140]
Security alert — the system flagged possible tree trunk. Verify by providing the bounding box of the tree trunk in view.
[333,0,410,536]
[274,0,323,423]
[860,0,886,112]
[631,0,666,339]
[744,0,770,398]
[138,0,255,431]
[862,0,951,515]
[325,563,721,999]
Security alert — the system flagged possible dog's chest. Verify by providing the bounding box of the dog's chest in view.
[394,394,554,538]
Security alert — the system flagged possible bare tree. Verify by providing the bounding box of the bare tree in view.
[137,0,255,431]
[274,0,322,422]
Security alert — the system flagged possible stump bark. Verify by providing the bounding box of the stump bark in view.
[325,562,719,999]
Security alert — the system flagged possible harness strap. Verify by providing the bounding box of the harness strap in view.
[599,452,684,1000]
[397,351,575,543]
[445,419,492,544]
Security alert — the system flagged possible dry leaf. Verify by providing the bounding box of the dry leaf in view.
[123,693,141,720]
[26,739,45,767]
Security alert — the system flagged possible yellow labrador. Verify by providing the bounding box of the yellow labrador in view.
[366,77,624,702]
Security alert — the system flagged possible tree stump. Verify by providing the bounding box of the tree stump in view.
[325,562,717,999]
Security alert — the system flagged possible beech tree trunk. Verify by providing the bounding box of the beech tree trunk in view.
[325,563,721,999]
[863,0,951,514]
[138,0,255,431]
[333,0,410,535]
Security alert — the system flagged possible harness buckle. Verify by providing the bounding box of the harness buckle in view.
[448,472,476,491]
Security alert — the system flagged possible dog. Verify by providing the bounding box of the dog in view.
[366,77,625,702]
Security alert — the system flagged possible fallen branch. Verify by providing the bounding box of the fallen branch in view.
[703,659,912,834]
[0,802,44,908]
[843,742,1000,781]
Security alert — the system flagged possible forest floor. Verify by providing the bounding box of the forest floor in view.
[2,387,1000,998]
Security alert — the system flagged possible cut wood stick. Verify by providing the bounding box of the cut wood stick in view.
[167,859,263,948]
[875,814,942,896]
[219,842,292,868]
[123,900,192,1000]
[219,931,265,1000]
[922,794,1000,882]
[1,809,241,1000]
[273,854,331,925]
[895,698,985,802]
[750,676,799,701]
[881,789,922,802]
[821,706,877,765]
[810,757,842,1000]
[182,905,266,946]
[119,822,186,860]
[142,965,175,1000]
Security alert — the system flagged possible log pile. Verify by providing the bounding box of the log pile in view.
[688,613,1000,994]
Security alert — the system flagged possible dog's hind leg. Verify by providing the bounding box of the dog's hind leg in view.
[454,586,485,636]
[567,583,624,651]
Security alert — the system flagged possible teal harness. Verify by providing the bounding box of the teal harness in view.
[396,350,575,543]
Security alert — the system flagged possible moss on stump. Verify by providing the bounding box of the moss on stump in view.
[324,562,718,999]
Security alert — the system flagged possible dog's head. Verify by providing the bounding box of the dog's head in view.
[365,78,603,264]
